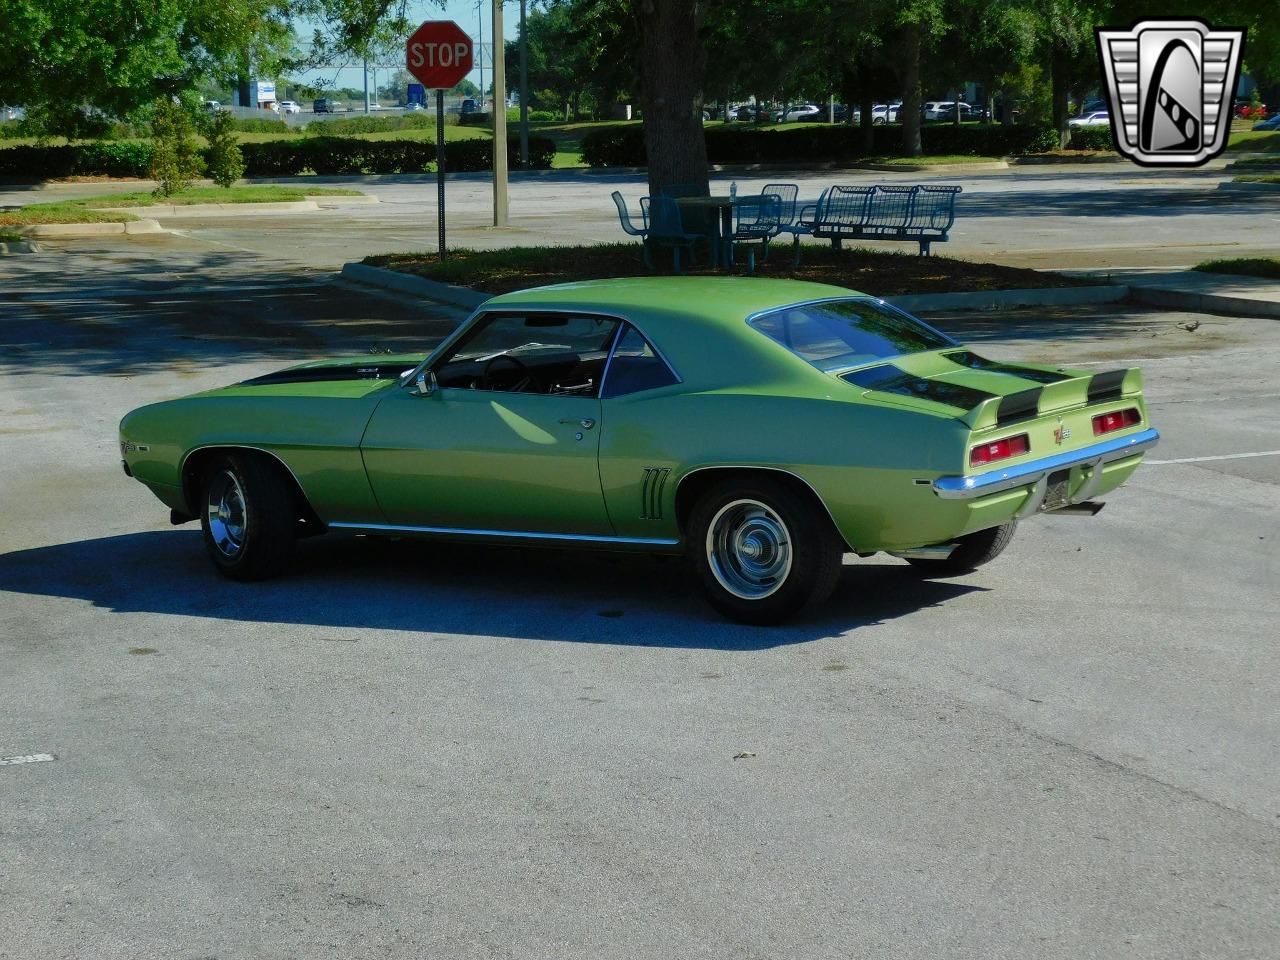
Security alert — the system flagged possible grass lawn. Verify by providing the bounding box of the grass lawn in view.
[61,185,364,207]
[0,185,363,226]
[364,243,1095,298]
[1193,257,1280,280]
[1233,174,1280,184]
[0,203,139,227]
[1226,130,1280,152]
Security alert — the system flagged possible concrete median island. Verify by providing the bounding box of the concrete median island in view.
[0,185,371,236]
[357,243,1104,305]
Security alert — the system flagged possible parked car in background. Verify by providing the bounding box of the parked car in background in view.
[734,104,772,122]
[1068,110,1111,128]
[405,102,424,112]
[1252,113,1280,131]
[778,104,821,123]
[201,100,221,113]
[935,102,976,121]
[460,98,479,116]
[1078,99,1107,115]
[277,100,301,114]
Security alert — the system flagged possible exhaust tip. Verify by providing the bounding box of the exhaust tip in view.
[1048,501,1106,516]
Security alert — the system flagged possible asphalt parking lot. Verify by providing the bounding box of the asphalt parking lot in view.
[1,241,1278,959]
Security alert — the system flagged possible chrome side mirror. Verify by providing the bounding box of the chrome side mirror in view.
[414,369,439,397]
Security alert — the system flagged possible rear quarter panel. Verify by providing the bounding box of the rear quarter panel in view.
[599,388,971,550]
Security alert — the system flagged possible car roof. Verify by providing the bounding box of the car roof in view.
[483,276,864,328]
[481,277,872,382]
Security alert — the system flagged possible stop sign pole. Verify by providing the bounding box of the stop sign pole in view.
[406,21,474,259]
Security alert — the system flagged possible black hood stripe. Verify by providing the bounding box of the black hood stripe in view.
[241,364,409,386]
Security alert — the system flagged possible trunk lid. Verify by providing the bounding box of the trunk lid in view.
[840,348,1149,469]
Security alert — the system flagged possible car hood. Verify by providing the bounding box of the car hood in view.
[207,355,425,400]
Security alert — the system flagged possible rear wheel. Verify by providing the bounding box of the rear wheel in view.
[688,477,844,625]
[200,452,297,581]
[906,520,1017,577]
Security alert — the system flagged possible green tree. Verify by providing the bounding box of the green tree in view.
[204,110,245,188]
[149,99,203,197]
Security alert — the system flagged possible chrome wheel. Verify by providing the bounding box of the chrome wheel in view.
[206,469,247,558]
[705,499,793,600]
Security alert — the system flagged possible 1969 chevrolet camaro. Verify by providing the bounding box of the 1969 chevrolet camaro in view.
[120,277,1159,623]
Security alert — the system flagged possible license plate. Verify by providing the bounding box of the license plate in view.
[1042,469,1071,511]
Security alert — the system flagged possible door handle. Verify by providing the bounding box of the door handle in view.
[559,418,595,429]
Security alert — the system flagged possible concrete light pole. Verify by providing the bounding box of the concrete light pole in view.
[492,0,509,226]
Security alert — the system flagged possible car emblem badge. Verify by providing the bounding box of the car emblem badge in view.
[1054,419,1071,446]
[1095,19,1244,167]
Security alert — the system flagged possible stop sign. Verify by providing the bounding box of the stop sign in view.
[406,21,474,90]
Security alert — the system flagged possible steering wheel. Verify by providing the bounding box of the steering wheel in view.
[480,353,542,393]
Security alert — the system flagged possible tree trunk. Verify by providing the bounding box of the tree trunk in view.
[1050,44,1070,148]
[952,89,961,126]
[860,89,875,152]
[634,0,709,197]
[900,26,923,157]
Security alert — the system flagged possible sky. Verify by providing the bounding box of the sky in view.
[293,0,521,95]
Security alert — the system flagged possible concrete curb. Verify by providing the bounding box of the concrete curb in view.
[852,161,1009,173]
[1127,285,1280,318]
[340,262,488,309]
[92,200,322,217]
[1215,180,1280,192]
[0,239,40,254]
[340,260,1131,314]
[17,219,165,238]
[888,285,1128,313]
[1009,154,1125,165]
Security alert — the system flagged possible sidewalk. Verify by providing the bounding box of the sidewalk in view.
[1060,268,1280,318]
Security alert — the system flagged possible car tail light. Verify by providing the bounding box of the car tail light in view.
[970,433,1029,466]
[1092,408,1141,436]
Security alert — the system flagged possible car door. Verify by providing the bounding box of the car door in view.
[360,310,621,536]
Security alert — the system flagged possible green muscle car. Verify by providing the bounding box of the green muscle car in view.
[119,277,1159,623]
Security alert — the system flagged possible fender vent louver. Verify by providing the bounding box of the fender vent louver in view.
[640,468,671,520]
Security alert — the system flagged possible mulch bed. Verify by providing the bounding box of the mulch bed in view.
[365,243,1094,298]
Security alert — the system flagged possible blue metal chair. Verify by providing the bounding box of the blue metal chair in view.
[788,187,831,267]
[728,195,783,273]
[641,196,704,273]
[611,191,649,264]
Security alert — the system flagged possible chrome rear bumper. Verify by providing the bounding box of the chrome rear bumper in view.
[932,428,1160,501]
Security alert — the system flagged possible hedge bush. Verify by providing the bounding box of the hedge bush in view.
[304,113,442,136]
[0,134,557,179]
[582,123,1062,167]
[231,117,296,134]
[1067,126,1115,151]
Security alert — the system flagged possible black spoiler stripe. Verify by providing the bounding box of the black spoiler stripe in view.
[1088,369,1128,402]
[996,388,1042,425]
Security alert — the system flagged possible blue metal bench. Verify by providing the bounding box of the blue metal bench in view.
[798,184,962,258]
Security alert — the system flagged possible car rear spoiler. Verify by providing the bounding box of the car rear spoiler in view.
[962,368,1144,431]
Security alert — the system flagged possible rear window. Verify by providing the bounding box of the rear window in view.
[749,298,955,372]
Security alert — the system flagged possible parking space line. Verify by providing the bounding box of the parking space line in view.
[0,753,56,765]
[1147,451,1280,465]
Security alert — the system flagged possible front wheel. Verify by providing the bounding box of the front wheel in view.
[688,478,844,625]
[906,520,1016,577]
[200,452,297,581]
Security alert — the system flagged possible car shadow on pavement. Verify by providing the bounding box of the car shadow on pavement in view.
[0,530,984,650]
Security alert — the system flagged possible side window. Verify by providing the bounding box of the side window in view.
[432,312,620,396]
[601,325,680,399]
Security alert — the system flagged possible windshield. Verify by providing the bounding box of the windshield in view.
[749,298,956,372]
